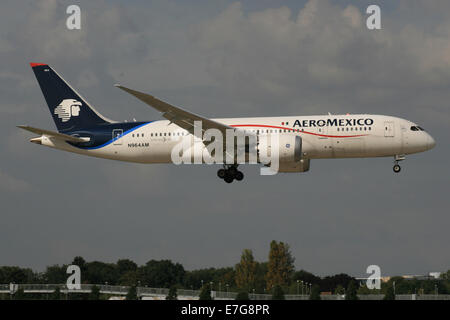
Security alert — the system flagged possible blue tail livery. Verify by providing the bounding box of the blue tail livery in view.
[30,62,113,133]
[24,63,151,150]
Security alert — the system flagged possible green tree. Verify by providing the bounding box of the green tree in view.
[50,287,61,300]
[441,270,450,280]
[321,273,355,293]
[309,284,321,300]
[265,241,295,291]
[345,280,359,300]
[0,266,34,284]
[119,270,138,286]
[71,256,87,275]
[183,267,235,291]
[235,249,257,291]
[139,260,185,288]
[383,285,395,300]
[254,262,268,293]
[85,261,118,285]
[90,285,101,300]
[117,259,137,275]
[117,260,138,286]
[126,286,138,300]
[43,265,67,284]
[235,291,250,300]
[334,284,345,295]
[357,284,378,295]
[271,285,285,300]
[199,285,213,300]
[166,286,178,300]
[13,288,26,300]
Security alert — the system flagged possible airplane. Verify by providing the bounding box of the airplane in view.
[19,62,436,183]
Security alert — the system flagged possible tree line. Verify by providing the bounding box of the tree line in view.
[1,240,449,298]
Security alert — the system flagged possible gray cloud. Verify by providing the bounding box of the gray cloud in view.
[0,0,448,277]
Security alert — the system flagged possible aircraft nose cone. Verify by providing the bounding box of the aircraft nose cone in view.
[428,134,436,150]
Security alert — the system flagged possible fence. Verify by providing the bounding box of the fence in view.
[1,284,450,300]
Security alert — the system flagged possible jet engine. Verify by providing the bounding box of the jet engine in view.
[257,134,310,172]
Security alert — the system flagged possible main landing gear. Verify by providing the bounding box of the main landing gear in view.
[393,155,405,173]
[217,165,244,183]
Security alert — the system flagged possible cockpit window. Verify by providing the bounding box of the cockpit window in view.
[410,126,425,131]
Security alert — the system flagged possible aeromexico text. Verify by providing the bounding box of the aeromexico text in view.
[293,118,374,127]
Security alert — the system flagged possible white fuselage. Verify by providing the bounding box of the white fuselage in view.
[40,114,435,164]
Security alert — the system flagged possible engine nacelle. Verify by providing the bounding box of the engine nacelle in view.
[257,134,310,172]
[278,158,310,172]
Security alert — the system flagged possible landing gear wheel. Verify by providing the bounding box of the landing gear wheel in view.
[217,169,226,179]
[393,164,401,173]
[224,174,234,183]
[228,167,238,176]
[235,171,244,181]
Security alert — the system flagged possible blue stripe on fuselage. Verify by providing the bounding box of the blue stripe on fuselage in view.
[69,121,154,150]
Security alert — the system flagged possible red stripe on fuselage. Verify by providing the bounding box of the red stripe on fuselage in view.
[230,124,367,138]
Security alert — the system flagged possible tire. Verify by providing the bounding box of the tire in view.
[229,167,238,176]
[393,164,401,173]
[235,171,244,181]
[217,169,226,179]
[224,175,234,183]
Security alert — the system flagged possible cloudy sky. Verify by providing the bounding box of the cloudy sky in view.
[1,0,449,278]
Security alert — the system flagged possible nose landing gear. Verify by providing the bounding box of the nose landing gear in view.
[393,155,405,173]
[217,165,244,183]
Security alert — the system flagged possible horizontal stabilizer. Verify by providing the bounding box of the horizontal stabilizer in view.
[17,125,88,143]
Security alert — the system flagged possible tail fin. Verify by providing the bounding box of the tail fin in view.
[30,62,112,133]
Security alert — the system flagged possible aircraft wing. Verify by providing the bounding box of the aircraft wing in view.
[114,85,235,139]
[17,125,88,143]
